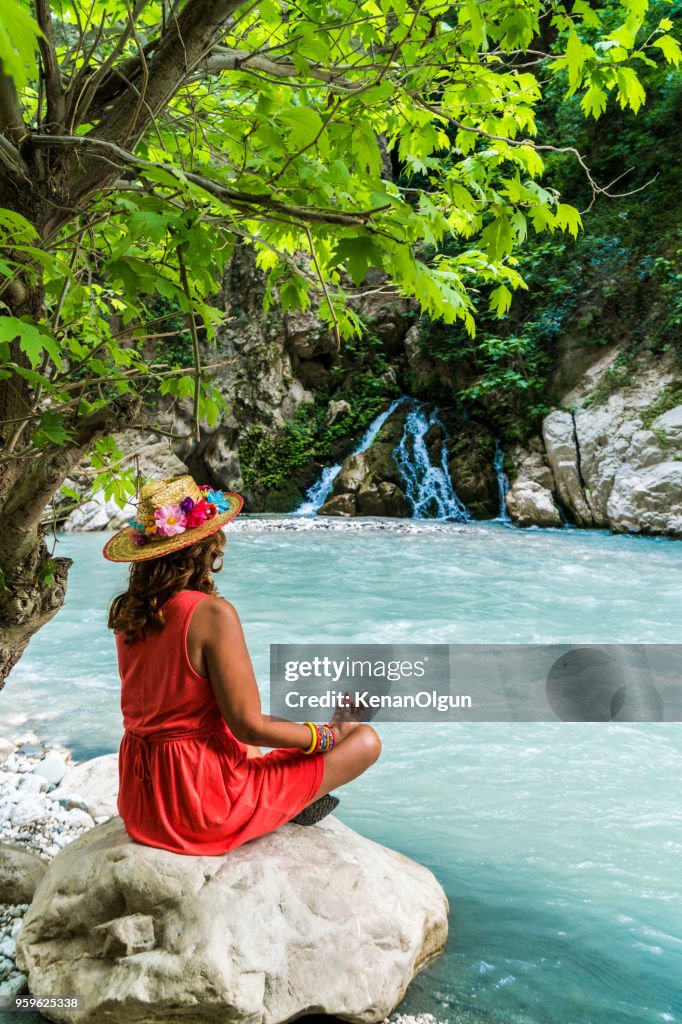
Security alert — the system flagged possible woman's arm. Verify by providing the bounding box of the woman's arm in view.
[189,595,322,750]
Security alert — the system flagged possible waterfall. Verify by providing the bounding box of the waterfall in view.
[393,403,471,522]
[493,438,511,522]
[294,396,408,515]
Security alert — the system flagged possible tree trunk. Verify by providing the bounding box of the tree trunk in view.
[0,388,142,687]
[0,536,72,686]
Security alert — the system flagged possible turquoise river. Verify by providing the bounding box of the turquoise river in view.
[1,521,681,1024]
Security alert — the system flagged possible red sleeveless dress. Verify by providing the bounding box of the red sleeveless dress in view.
[116,590,325,855]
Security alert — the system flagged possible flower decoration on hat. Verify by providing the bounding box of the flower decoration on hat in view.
[201,487,232,513]
[105,474,243,563]
[127,483,230,546]
[154,504,187,537]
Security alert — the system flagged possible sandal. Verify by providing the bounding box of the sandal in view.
[291,794,340,826]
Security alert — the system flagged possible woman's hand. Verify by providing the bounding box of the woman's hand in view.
[328,719,361,743]
[328,691,367,743]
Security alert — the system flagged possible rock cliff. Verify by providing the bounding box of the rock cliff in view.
[505,347,682,537]
[56,246,681,539]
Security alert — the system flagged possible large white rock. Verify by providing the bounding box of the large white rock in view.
[538,345,682,537]
[505,442,562,528]
[62,432,189,531]
[62,490,136,532]
[541,399,682,537]
[573,402,682,536]
[505,480,562,528]
[542,411,594,526]
[16,815,448,1024]
[48,754,119,820]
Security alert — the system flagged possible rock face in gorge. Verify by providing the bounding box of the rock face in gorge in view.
[54,245,681,537]
[173,252,414,514]
[537,350,681,536]
[16,814,449,1024]
[503,348,682,537]
[445,422,499,519]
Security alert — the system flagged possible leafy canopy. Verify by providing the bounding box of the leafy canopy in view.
[0,0,679,496]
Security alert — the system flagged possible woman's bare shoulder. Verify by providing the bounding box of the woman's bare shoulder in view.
[193,594,241,629]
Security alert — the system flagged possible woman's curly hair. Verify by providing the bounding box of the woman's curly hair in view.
[108,530,226,642]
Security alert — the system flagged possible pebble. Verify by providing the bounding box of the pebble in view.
[228,515,483,535]
[32,750,68,787]
[1,737,114,995]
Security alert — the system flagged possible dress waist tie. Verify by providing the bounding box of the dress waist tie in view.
[124,721,224,784]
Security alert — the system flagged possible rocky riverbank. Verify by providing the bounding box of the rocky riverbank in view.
[0,735,109,1006]
[1,736,449,1023]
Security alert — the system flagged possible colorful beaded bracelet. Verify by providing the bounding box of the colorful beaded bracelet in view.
[302,722,336,755]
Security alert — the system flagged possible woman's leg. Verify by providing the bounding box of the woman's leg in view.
[313,724,381,798]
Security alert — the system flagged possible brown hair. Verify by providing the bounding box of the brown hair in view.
[108,530,226,642]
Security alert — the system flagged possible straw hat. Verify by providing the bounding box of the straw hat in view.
[102,474,243,563]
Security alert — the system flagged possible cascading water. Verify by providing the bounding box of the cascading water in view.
[294,395,408,515]
[393,402,471,521]
[493,438,511,522]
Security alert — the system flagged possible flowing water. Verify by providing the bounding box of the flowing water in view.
[2,524,682,1024]
[295,395,408,514]
[493,439,511,523]
[393,402,471,521]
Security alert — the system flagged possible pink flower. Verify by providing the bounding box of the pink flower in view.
[185,498,213,528]
[154,503,187,537]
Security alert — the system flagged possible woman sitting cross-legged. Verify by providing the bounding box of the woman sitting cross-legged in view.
[104,474,381,855]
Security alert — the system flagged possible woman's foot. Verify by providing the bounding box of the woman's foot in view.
[291,794,340,826]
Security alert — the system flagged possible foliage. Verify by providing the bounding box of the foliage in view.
[0,0,680,500]
[411,8,682,442]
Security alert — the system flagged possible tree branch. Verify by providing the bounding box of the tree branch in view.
[0,69,25,146]
[35,0,66,130]
[68,0,150,130]
[201,47,361,92]
[32,133,385,229]
[96,0,249,148]
[0,133,30,181]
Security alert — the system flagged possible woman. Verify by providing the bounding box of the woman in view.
[103,474,381,856]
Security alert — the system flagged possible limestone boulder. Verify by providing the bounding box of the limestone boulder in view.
[505,442,563,528]
[62,433,189,531]
[319,492,357,516]
[334,451,371,494]
[505,480,563,529]
[357,480,410,517]
[16,816,448,1024]
[326,399,352,426]
[48,754,119,821]
[62,491,136,532]
[0,845,48,904]
[542,411,594,526]
[541,396,682,537]
[572,402,682,536]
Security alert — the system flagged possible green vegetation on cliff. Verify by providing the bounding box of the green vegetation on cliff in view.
[412,4,682,443]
